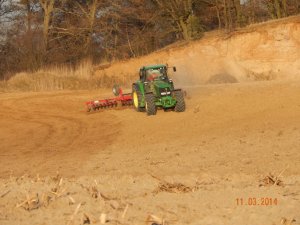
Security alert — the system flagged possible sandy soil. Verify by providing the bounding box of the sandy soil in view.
[0,80,300,225]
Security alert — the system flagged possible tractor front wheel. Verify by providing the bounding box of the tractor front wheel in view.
[132,87,144,112]
[174,90,186,112]
[145,93,157,116]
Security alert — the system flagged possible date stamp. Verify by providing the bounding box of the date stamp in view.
[236,197,278,206]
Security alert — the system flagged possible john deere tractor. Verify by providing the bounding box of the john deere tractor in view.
[132,64,185,115]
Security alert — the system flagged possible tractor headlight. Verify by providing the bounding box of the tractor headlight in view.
[159,87,171,96]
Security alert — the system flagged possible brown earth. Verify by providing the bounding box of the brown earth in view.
[0,80,300,225]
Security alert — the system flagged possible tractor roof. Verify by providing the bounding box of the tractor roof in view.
[141,64,166,70]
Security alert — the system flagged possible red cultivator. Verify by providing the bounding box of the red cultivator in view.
[86,86,133,112]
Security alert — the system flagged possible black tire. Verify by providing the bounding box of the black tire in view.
[174,90,186,112]
[145,93,157,116]
[132,85,144,112]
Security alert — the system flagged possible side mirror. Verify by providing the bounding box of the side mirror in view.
[173,67,177,72]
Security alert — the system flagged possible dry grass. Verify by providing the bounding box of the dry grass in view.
[246,70,277,81]
[1,60,128,92]
[0,80,7,92]
[153,182,198,194]
[259,174,284,187]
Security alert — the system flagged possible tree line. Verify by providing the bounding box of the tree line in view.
[0,0,299,79]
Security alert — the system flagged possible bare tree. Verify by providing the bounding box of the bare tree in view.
[264,0,290,19]
[153,0,201,41]
[39,0,55,50]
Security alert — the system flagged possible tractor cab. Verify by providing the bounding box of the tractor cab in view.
[146,69,162,81]
[139,64,174,82]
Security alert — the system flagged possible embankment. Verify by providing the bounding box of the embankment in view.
[95,16,300,86]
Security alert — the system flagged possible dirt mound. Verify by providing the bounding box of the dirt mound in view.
[94,16,300,86]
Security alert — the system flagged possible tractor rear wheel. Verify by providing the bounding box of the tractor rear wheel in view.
[174,90,186,112]
[132,86,144,112]
[145,93,157,116]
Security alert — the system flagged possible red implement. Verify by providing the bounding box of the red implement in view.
[86,88,133,112]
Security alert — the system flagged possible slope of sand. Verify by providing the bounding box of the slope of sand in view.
[0,80,300,225]
[95,16,300,86]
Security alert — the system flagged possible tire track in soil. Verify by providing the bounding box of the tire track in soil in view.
[0,92,121,177]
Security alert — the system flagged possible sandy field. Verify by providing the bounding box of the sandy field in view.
[0,79,300,225]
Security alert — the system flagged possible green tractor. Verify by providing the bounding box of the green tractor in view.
[132,64,186,115]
